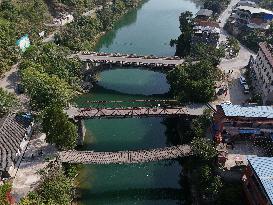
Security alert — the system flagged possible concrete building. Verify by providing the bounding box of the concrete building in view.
[213,103,273,144]
[191,20,220,47]
[250,42,273,105]
[53,13,74,26]
[242,156,273,205]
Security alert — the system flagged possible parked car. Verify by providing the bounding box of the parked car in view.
[240,76,247,85]
[243,84,250,94]
[17,83,25,94]
[222,101,232,105]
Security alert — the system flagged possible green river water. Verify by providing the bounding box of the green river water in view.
[76,0,200,204]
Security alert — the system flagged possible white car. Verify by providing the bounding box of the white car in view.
[222,101,232,105]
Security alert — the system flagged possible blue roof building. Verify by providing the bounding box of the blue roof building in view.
[220,104,273,119]
[243,156,273,205]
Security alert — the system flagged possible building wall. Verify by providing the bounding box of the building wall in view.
[243,165,270,205]
[252,43,273,104]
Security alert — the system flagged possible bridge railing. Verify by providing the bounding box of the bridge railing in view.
[78,99,181,109]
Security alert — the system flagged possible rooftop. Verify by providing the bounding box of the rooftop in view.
[236,6,273,15]
[0,114,31,171]
[194,19,220,28]
[248,156,273,204]
[220,104,273,119]
[196,9,213,17]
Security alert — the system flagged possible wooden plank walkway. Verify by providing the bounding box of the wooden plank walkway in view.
[77,53,184,66]
[65,104,207,119]
[58,145,192,164]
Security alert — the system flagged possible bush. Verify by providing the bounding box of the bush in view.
[167,60,218,103]
[0,88,18,117]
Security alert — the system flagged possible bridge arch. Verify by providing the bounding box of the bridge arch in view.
[76,52,185,74]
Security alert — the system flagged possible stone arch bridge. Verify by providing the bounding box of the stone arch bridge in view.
[58,145,192,164]
[74,52,185,73]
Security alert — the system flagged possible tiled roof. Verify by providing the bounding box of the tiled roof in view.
[220,104,273,119]
[196,9,213,17]
[237,6,273,15]
[248,156,273,204]
[194,19,220,28]
[0,114,30,171]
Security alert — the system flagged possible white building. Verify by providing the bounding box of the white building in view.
[53,13,74,26]
[251,42,273,104]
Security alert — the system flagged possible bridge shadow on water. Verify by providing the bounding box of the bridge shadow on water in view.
[79,187,186,204]
[75,84,172,107]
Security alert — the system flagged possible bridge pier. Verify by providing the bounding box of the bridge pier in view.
[77,119,86,146]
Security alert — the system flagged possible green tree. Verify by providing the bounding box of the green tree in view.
[0,182,12,205]
[191,137,217,161]
[0,88,18,117]
[20,166,73,205]
[191,109,212,138]
[20,43,83,87]
[0,18,19,77]
[21,67,74,109]
[171,11,193,57]
[167,60,217,103]
[199,165,223,200]
[42,106,77,150]
[194,43,225,66]
[226,36,240,58]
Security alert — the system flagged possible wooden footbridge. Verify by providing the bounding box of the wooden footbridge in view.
[58,145,192,164]
[65,100,208,119]
[76,52,184,69]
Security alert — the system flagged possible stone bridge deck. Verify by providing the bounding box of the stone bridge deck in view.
[58,145,192,164]
[66,104,207,119]
[77,53,184,67]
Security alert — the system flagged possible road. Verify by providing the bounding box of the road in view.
[218,0,256,71]
[215,0,256,105]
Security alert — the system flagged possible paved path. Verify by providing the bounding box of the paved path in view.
[216,0,256,105]
[218,0,256,71]
[58,145,192,164]
[0,64,19,93]
[11,134,57,202]
[78,53,184,66]
[66,104,207,119]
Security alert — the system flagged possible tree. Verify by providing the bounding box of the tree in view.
[0,182,12,205]
[20,43,83,87]
[202,0,230,14]
[171,11,193,57]
[0,88,18,117]
[20,165,73,205]
[191,137,217,161]
[191,109,212,138]
[226,36,240,58]
[21,67,74,110]
[199,165,223,200]
[167,60,217,103]
[42,106,77,150]
[194,43,225,66]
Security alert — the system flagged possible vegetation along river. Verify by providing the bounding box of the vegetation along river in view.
[76,0,200,204]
